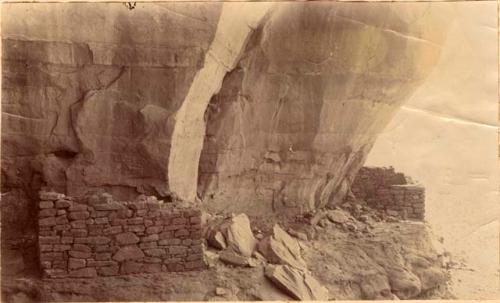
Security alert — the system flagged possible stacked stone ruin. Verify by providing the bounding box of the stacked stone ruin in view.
[351,167,425,220]
[38,191,204,278]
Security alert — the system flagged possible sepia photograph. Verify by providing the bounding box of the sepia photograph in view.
[1,1,498,302]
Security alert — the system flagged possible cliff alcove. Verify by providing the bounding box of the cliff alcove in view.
[1,2,480,302]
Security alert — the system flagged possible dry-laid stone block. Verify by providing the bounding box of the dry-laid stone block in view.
[70,220,86,229]
[127,217,143,225]
[144,248,166,257]
[94,217,109,224]
[68,258,86,269]
[54,224,70,231]
[40,201,55,209]
[87,260,117,267]
[53,244,71,252]
[141,234,159,242]
[146,226,163,234]
[113,246,144,261]
[104,226,122,235]
[61,237,73,244]
[39,208,57,217]
[95,253,111,260]
[116,232,140,245]
[40,192,65,201]
[120,261,143,274]
[73,244,91,252]
[55,200,72,209]
[39,217,57,227]
[69,250,92,259]
[69,211,90,220]
[69,204,88,212]
[175,229,190,237]
[159,238,181,246]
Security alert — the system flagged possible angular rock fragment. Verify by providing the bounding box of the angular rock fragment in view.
[258,224,306,270]
[222,214,257,257]
[327,209,350,224]
[265,265,329,300]
[207,230,227,250]
[219,249,254,267]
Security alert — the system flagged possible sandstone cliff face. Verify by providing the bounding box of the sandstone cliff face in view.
[2,3,449,222]
[2,3,221,200]
[198,3,450,215]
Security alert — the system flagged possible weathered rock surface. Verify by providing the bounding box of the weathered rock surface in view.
[2,2,449,213]
[265,264,329,300]
[222,214,257,257]
[206,213,256,257]
[198,3,450,216]
[258,224,306,270]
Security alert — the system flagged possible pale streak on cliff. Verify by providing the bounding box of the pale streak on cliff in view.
[168,2,273,202]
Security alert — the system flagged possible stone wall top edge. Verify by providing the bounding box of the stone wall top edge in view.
[38,191,199,212]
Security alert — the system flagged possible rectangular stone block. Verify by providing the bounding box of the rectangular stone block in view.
[69,204,88,212]
[168,246,187,255]
[39,201,54,209]
[146,226,163,234]
[68,258,86,269]
[71,229,88,237]
[127,217,144,225]
[61,237,73,244]
[69,211,90,220]
[125,225,145,233]
[141,234,159,242]
[73,244,91,252]
[55,200,72,209]
[40,244,53,252]
[94,217,109,224]
[87,260,117,267]
[103,226,122,235]
[39,208,57,217]
[139,242,158,249]
[68,250,91,259]
[159,238,181,246]
[39,217,57,227]
[55,216,69,225]
[38,192,65,201]
[53,244,71,252]
[144,248,166,257]
[70,220,86,229]
[95,253,111,261]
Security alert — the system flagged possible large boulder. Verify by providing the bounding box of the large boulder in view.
[258,224,306,270]
[265,265,329,300]
[207,214,257,257]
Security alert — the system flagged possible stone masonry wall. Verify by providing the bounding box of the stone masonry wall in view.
[351,167,425,220]
[38,191,204,278]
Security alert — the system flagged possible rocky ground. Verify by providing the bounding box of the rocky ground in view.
[1,199,455,302]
